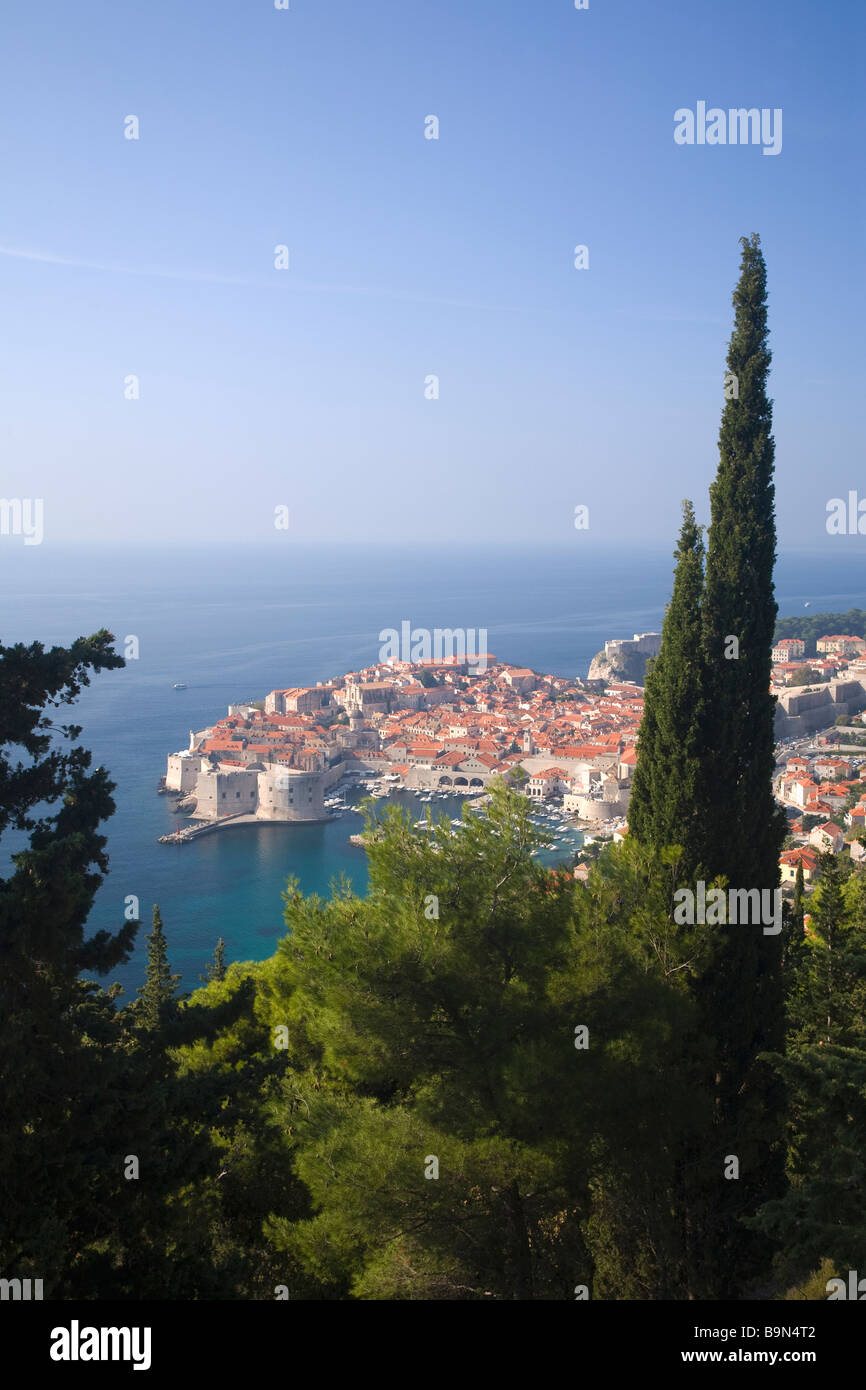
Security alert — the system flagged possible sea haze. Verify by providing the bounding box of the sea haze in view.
[1,541,863,998]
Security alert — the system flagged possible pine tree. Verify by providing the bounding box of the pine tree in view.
[749,1045,866,1279]
[787,855,866,1051]
[754,861,866,1281]
[265,786,707,1299]
[136,905,181,1031]
[628,499,706,880]
[0,630,135,1289]
[0,630,280,1298]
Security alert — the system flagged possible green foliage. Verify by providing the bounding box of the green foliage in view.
[750,1045,866,1277]
[0,631,317,1299]
[751,858,866,1281]
[261,788,710,1298]
[0,630,136,1291]
[786,856,866,1050]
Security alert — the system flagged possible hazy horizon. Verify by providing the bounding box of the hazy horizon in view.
[1,0,863,549]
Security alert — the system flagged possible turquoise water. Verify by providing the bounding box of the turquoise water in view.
[1,541,862,999]
[149,786,580,986]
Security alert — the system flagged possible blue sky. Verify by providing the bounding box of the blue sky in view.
[0,0,863,548]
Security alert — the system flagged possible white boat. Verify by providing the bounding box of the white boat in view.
[173,682,187,690]
[451,817,464,828]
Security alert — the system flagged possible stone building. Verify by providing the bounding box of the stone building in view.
[165,751,207,794]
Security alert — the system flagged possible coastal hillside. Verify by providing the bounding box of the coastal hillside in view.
[774,608,866,655]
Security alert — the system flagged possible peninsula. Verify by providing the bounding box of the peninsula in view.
[159,627,866,845]
[159,655,644,836]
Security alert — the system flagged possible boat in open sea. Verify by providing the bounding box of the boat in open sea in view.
[173,682,188,690]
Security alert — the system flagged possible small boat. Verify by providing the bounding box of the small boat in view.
[173,682,187,690]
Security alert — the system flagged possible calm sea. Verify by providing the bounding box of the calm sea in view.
[2,541,863,999]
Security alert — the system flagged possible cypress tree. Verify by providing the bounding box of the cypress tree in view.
[627,238,788,1295]
[781,861,806,973]
[628,499,706,880]
[136,905,181,1031]
[792,862,805,927]
[202,937,227,984]
[791,862,805,936]
[700,232,788,885]
[689,234,788,1295]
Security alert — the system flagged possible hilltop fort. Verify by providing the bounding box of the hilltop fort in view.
[587,632,662,684]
